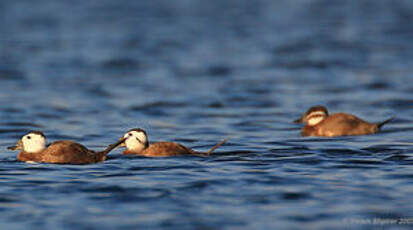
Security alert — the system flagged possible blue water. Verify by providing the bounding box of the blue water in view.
[0,0,413,229]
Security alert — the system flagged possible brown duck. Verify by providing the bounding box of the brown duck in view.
[7,131,126,164]
[119,128,227,157]
[294,105,394,137]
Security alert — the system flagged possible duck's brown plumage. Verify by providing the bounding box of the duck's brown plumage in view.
[123,139,227,157]
[123,142,195,157]
[17,140,123,164]
[301,113,390,137]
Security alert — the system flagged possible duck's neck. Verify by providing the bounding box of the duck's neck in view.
[17,151,42,162]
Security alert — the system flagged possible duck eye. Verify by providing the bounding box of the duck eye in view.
[128,133,132,136]
[27,136,31,139]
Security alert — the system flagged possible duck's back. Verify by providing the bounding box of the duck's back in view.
[41,141,104,164]
[318,113,377,136]
[140,142,195,157]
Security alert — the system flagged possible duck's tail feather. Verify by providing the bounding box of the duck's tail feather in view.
[99,137,127,156]
[206,138,228,155]
[377,117,395,129]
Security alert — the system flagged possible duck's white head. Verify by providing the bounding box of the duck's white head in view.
[294,105,329,126]
[121,128,149,152]
[8,131,47,153]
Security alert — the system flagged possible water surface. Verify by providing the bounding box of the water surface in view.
[0,0,412,229]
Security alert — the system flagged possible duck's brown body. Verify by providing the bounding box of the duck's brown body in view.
[120,128,227,157]
[17,141,108,164]
[295,105,393,137]
[301,113,385,137]
[123,141,197,157]
[8,131,126,164]
[122,135,228,157]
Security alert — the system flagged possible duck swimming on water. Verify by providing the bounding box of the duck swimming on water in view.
[8,131,126,164]
[294,105,394,137]
[119,128,227,157]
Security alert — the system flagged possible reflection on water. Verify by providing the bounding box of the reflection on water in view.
[0,0,412,229]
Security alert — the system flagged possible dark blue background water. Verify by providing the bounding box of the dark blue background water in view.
[0,0,412,229]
